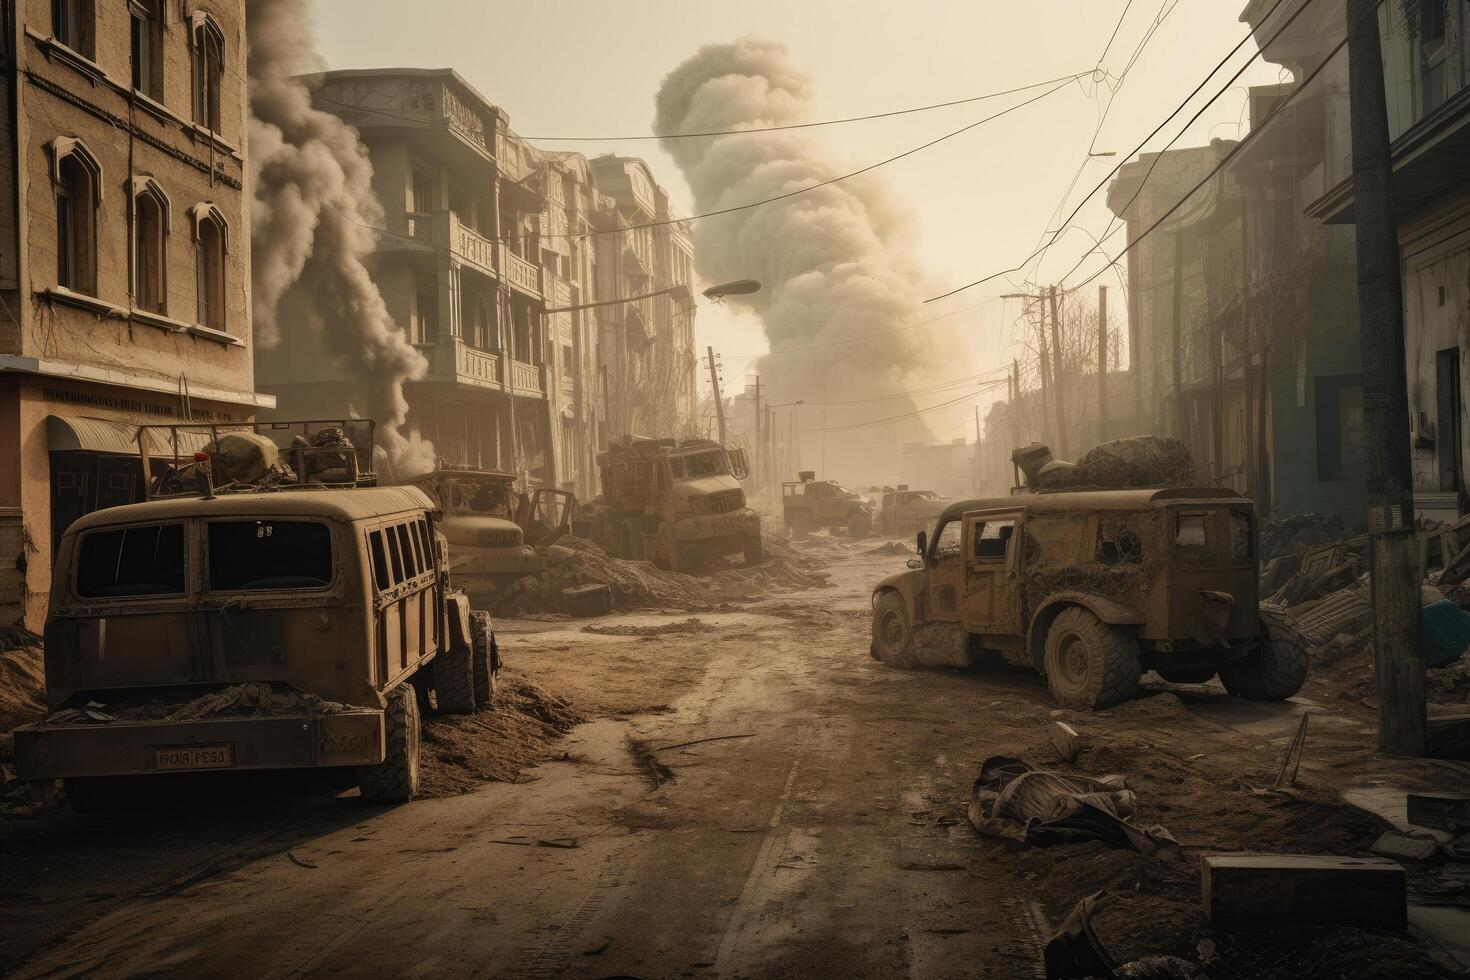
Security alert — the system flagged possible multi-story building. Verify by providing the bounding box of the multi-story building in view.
[259,69,556,484]
[590,154,697,441]
[0,0,267,627]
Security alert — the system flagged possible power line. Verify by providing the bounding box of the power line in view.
[797,382,1007,433]
[1067,6,1373,294]
[1095,0,1137,69]
[510,72,1091,141]
[924,0,1297,304]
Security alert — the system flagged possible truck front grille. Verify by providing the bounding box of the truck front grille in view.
[476,530,520,547]
[707,490,745,514]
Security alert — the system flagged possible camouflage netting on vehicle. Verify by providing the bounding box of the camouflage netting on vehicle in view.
[207,432,294,486]
[487,534,831,616]
[1025,561,1150,606]
[1038,437,1195,491]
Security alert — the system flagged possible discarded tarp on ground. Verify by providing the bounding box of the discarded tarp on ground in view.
[968,756,1181,859]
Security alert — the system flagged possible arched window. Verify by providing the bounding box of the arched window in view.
[190,204,228,331]
[52,138,101,295]
[190,13,225,132]
[131,177,170,314]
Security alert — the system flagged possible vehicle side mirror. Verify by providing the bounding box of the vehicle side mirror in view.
[916,530,927,556]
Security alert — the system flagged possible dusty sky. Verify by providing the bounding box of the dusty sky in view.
[313,0,1286,443]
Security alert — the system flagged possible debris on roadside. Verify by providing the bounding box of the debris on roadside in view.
[967,755,1181,859]
[43,683,351,726]
[419,675,582,796]
[1043,892,1201,980]
[1200,853,1407,931]
[1051,721,1085,764]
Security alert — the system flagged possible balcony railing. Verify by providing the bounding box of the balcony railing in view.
[458,344,501,388]
[406,212,433,241]
[512,360,543,395]
[500,246,541,299]
[452,220,497,275]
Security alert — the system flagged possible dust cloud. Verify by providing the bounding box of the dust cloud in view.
[654,36,951,484]
[246,0,434,478]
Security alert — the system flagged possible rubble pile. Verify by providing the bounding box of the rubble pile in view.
[1259,512,1350,563]
[486,534,831,617]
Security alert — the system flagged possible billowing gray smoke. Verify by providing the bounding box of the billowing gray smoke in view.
[246,0,433,477]
[654,36,939,481]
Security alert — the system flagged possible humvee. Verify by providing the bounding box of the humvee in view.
[876,488,951,537]
[869,488,1306,710]
[13,423,498,808]
[783,472,874,537]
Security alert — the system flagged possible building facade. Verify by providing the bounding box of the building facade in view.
[1,0,267,627]
[259,69,556,485]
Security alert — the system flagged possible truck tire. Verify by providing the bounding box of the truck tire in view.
[1219,605,1308,701]
[847,510,872,538]
[1043,606,1141,710]
[470,610,498,708]
[743,534,763,566]
[871,591,915,667]
[357,684,421,803]
[432,635,477,715]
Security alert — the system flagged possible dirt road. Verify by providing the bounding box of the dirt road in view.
[4,540,1469,978]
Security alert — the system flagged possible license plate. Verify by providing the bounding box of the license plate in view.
[153,744,233,771]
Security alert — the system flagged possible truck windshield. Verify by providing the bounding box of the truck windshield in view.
[669,451,730,479]
[76,523,185,598]
[208,520,333,591]
[446,480,513,518]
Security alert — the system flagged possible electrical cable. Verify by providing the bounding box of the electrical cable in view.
[924,0,1299,304]
[797,382,1008,433]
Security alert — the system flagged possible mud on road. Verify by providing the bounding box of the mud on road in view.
[2,537,1469,977]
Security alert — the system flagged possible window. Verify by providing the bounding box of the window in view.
[396,524,419,577]
[190,13,225,132]
[132,178,169,314]
[54,140,100,295]
[385,526,405,582]
[1175,511,1215,570]
[369,530,390,590]
[932,521,962,559]
[130,0,162,98]
[412,277,438,344]
[77,523,185,598]
[1417,0,1448,113]
[52,0,95,57]
[973,520,1015,560]
[1315,375,1365,481]
[410,169,435,214]
[192,204,227,330]
[207,521,332,591]
[462,289,491,349]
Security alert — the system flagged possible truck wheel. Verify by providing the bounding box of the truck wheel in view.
[432,634,477,715]
[1043,606,1141,710]
[743,534,763,566]
[1219,605,1308,701]
[357,683,421,803]
[848,511,873,538]
[470,610,498,708]
[871,591,916,668]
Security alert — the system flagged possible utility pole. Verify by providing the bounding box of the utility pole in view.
[1348,0,1425,757]
[751,375,762,490]
[706,346,726,444]
[1048,285,1068,458]
[1010,358,1022,449]
[1098,284,1109,447]
[1171,231,1186,441]
[1036,302,1055,450]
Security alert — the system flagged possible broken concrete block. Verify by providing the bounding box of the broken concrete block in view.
[1370,831,1439,862]
[1201,853,1407,931]
[562,583,613,617]
[1050,721,1084,763]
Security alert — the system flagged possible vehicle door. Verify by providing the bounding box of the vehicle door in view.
[519,489,576,546]
[961,509,1023,635]
[924,519,966,622]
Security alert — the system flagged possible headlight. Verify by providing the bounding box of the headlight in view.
[689,496,709,515]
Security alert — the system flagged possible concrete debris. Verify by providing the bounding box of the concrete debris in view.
[1200,853,1407,932]
[1259,513,1350,563]
[1050,720,1085,763]
[483,534,829,618]
[1369,831,1441,862]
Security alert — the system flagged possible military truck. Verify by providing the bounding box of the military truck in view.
[587,436,759,571]
[13,423,498,808]
[875,487,951,537]
[782,472,874,538]
[869,487,1306,711]
[407,467,574,602]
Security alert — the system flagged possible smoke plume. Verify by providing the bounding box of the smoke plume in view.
[246,0,434,477]
[654,37,944,482]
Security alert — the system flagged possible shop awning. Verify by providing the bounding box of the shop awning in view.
[46,416,140,455]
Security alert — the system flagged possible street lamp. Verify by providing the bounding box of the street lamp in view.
[543,278,762,314]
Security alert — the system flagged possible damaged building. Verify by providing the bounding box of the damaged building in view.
[0,0,269,628]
